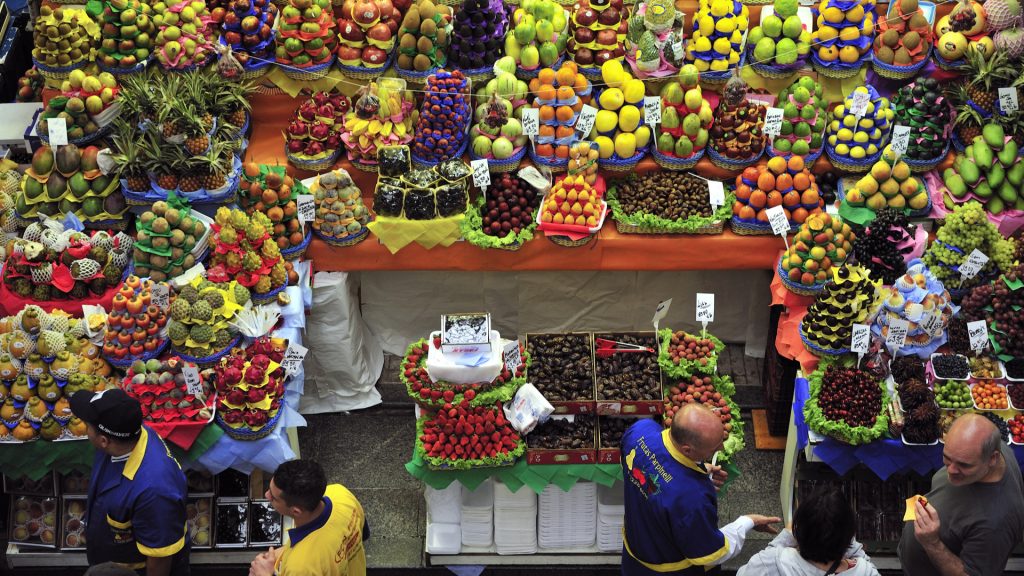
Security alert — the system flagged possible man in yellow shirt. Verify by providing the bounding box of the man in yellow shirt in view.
[249,459,366,576]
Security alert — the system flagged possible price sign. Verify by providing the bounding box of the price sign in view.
[97,148,116,175]
[851,324,870,354]
[151,283,170,311]
[518,165,550,191]
[644,96,662,125]
[763,107,784,138]
[968,320,989,352]
[652,298,672,332]
[851,90,870,119]
[960,249,989,280]
[671,40,683,60]
[886,318,909,351]
[183,364,203,397]
[922,313,944,338]
[297,194,315,224]
[766,205,789,237]
[576,104,598,137]
[503,340,523,373]
[471,159,490,188]
[999,87,1019,113]
[48,118,68,146]
[282,342,308,378]
[708,180,725,209]
[696,293,715,324]
[891,125,911,160]
[522,108,539,137]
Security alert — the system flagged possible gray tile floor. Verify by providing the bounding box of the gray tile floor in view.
[297,344,786,571]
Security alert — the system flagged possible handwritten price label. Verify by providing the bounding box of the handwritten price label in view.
[851,90,870,119]
[959,249,989,280]
[999,87,1019,113]
[766,205,789,236]
[48,118,68,146]
[672,40,684,60]
[297,195,315,225]
[696,293,715,324]
[922,313,944,338]
[968,320,989,352]
[522,108,539,137]
[282,342,308,378]
[891,125,911,160]
[151,284,170,312]
[763,107,784,138]
[576,105,598,137]
[708,181,725,209]
[652,298,672,332]
[471,159,490,188]
[503,340,523,373]
[644,96,662,125]
[886,318,909,351]
[183,364,203,397]
[850,324,870,354]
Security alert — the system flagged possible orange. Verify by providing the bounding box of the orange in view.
[735,184,752,201]
[556,106,574,122]
[732,200,744,215]
[776,173,793,191]
[555,145,570,158]
[557,85,575,101]
[793,172,811,191]
[741,167,760,182]
[556,67,576,87]
[739,205,756,219]
[536,143,554,157]
[749,190,767,209]
[538,68,556,86]
[757,172,776,192]
[766,156,787,175]
[767,191,783,207]
[561,61,578,75]
[529,78,542,95]
[538,84,557,101]
[556,125,574,139]
[756,209,770,222]
[782,190,800,207]
[574,74,589,93]
[540,105,556,121]
[539,125,555,138]
[571,99,584,113]
[791,207,809,223]
[801,189,820,205]
[788,156,805,173]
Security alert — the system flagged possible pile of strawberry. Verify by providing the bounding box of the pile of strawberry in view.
[400,337,528,406]
[418,400,523,466]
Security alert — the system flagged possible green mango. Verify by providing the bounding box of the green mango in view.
[999,139,1018,166]
[999,181,1018,204]
[989,162,1005,188]
[987,195,1005,215]
[657,132,676,153]
[943,194,956,211]
[945,173,968,198]
[959,160,981,185]
[674,136,694,158]
[982,123,1005,151]
[974,181,993,198]
[973,140,994,168]
[1016,195,1024,211]
[1008,162,1024,187]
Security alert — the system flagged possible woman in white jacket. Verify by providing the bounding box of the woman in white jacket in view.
[737,488,881,576]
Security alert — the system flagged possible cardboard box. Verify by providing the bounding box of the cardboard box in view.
[525,415,597,465]
[597,415,653,464]
[59,496,86,550]
[8,494,58,548]
[525,332,597,415]
[594,332,664,416]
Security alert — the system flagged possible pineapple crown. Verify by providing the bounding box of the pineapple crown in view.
[963,46,1017,92]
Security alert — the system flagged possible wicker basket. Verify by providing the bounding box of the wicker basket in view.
[281,56,335,81]
[314,226,370,247]
[707,146,761,171]
[280,227,312,261]
[286,147,341,172]
[548,234,594,247]
[800,327,850,357]
[395,65,438,85]
[652,146,704,170]
[700,69,732,86]
[469,145,526,174]
[528,148,569,173]
[766,144,824,164]
[614,219,723,235]
[174,335,242,369]
[777,259,825,297]
[411,139,469,169]
[239,59,274,82]
[335,52,394,81]
[825,145,881,173]
[457,65,494,85]
[731,218,776,235]
[250,281,288,306]
[599,148,646,173]
[515,56,564,80]
[933,52,965,72]
[811,56,864,79]
[904,141,950,173]
[216,408,282,441]
[33,58,87,81]
[104,340,170,368]
[98,59,149,76]
[872,50,930,81]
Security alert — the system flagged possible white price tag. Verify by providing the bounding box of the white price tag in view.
[886,318,909,351]
[968,320,989,352]
[518,165,550,191]
[297,194,315,224]
[48,118,68,146]
[922,313,944,338]
[97,148,116,175]
[183,364,203,397]
[644,96,662,125]
[708,181,725,209]
[672,40,683,60]
[851,90,870,119]
[695,293,714,324]
[766,205,789,236]
[652,298,672,332]
[282,342,309,378]
[471,159,490,188]
[522,108,539,137]
[999,87,1019,113]
[576,104,598,137]
[503,340,523,373]
[151,283,170,311]
[850,324,870,354]
[763,107,784,138]
[960,249,989,280]
[891,125,911,160]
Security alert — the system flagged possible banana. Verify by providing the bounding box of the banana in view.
[368,119,383,134]
[381,121,393,137]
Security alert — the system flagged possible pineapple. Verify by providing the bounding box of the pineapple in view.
[109,119,149,193]
[144,132,178,190]
[177,155,203,193]
[953,83,984,144]
[119,71,161,123]
[198,141,231,191]
[181,106,211,156]
[961,47,1016,113]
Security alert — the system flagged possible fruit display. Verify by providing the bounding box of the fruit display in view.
[586,61,650,165]
[412,70,472,163]
[335,0,400,71]
[8,497,58,545]
[942,124,1024,215]
[769,76,826,160]
[593,333,660,403]
[310,169,372,241]
[93,0,156,71]
[62,498,88,548]
[372,160,470,219]
[527,414,595,451]
[284,91,346,167]
[394,0,452,74]
[657,328,724,377]
[610,172,732,234]
[417,401,524,468]
[779,212,855,291]
[527,63,591,165]
[538,173,605,232]
[32,7,98,73]
[709,84,767,166]
[567,140,599,185]
[733,156,823,230]
[15,69,44,102]
[933,1,990,64]
[922,202,1016,289]
[399,336,528,408]
[15,144,126,226]
[38,71,121,144]
[526,333,594,403]
[800,264,881,354]
[215,0,278,68]
[186,499,212,548]
[891,355,926,385]
[872,259,956,356]
[971,381,1008,410]
[662,374,743,457]
[843,146,930,216]
[890,77,954,164]
[462,172,542,248]
[804,362,888,445]
[1,224,132,305]
[237,164,309,256]
[213,336,288,438]
[469,91,529,166]
[209,208,289,300]
[133,198,208,281]
[961,274,1024,359]
[566,0,627,73]
[152,0,217,70]
[825,86,893,168]
[901,388,940,444]
[653,64,713,164]
[810,0,874,75]
[447,0,508,71]
[122,356,214,425]
[622,0,682,75]
[166,276,245,359]
[1010,414,1024,443]
[747,0,811,72]
[850,208,920,285]
[934,379,972,408]
[685,0,748,74]
[102,280,171,362]
[274,0,336,70]
[506,0,568,73]
[872,0,933,71]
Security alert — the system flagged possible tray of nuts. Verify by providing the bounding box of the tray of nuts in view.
[607,172,732,235]
[525,415,597,465]
[525,333,596,415]
[597,416,649,464]
[594,332,663,416]
[969,356,1006,380]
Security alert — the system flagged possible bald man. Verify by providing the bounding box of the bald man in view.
[898,413,1024,576]
[620,404,780,575]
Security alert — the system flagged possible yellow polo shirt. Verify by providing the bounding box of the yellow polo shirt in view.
[276,484,366,576]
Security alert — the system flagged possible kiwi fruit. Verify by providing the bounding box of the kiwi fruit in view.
[416,36,433,54]
[420,18,436,36]
[894,47,912,64]
[903,31,921,49]
[882,29,900,48]
[413,53,432,71]
[399,34,416,50]
[877,45,895,63]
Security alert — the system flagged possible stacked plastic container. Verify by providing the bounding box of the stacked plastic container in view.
[424,483,462,555]
[460,480,494,548]
[493,479,538,555]
[538,481,597,549]
[597,482,625,552]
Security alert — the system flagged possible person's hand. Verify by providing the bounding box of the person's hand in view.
[249,547,276,576]
[707,463,728,491]
[914,500,941,548]
[746,514,782,535]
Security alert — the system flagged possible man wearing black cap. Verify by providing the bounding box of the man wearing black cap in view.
[70,388,190,576]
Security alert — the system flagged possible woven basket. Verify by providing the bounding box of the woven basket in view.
[98,59,149,76]
[174,335,242,369]
[748,48,806,79]
[38,122,114,148]
[412,138,469,169]
[395,65,439,85]
[280,227,312,261]
[872,50,930,81]
[599,148,646,173]
[652,146,704,170]
[349,157,380,173]
[33,58,87,81]
[335,52,394,80]
[515,56,564,80]
[707,146,761,171]
[800,326,851,357]
[731,218,775,235]
[104,339,170,368]
[548,234,593,247]
[614,219,723,235]
[281,56,335,81]
[528,148,569,173]
[457,65,494,84]
[286,147,341,171]
[825,145,881,173]
[700,68,732,86]
[766,144,824,164]
[811,56,864,79]
[580,65,602,82]
[469,145,526,174]
[216,407,282,441]
[777,259,825,297]
[314,226,370,247]
[904,140,951,173]
[239,59,274,82]
[250,281,288,306]
[933,52,965,72]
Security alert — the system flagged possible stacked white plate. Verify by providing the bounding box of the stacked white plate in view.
[425,483,462,525]
[597,482,625,553]
[460,480,494,548]
[493,479,538,555]
[538,481,597,550]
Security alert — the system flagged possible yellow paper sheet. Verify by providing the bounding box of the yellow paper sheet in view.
[904,495,927,521]
[367,214,466,254]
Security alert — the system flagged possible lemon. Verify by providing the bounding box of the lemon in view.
[836,143,850,155]
[694,58,710,71]
[618,105,641,132]
[634,125,651,149]
[698,16,715,36]
[842,116,856,129]
[829,119,840,132]
[834,104,846,117]
[853,131,869,143]
[599,87,625,111]
[710,0,730,17]
[837,128,854,141]
[601,59,625,88]
[623,79,645,104]
[694,36,712,52]
[716,17,735,33]
[823,6,844,23]
[595,109,619,133]
[839,26,859,42]
[614,132,637,158]
[866,143,878,155]
[728,50,739,64]
[730,29,743,44]
[710,58,729,70]
[594,135,615,159]
[850,146,866,159]
[858,118,874,130]
[713,37,732,55]
[828,134,838,146]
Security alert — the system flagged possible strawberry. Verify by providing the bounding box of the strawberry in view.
[464,389,476,401]
[433,336,441,348]
[419,388,431,399]
[443,390,455,402]
[430,390,442,400]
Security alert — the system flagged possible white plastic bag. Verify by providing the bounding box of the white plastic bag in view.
[502,383,554,435]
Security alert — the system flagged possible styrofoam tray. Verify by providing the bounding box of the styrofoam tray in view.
[426,522,462,555]
[930,353,971,381]
[427,330,504,385]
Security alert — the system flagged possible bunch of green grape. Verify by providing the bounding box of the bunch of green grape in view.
[924,202,1016,287]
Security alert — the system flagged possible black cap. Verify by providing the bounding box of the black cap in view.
[70,389,142,439]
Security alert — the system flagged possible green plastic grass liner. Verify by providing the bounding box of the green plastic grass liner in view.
[415,415,525,470]
[461,195,538,249]
[399,338,532,407]
[607,185,734,234]
[657,328,724,378]
[804,356,890,445]
[661,372,745,460]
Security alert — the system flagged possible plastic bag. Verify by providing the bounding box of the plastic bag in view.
[723,71,748,106]
[214,43,244,79]
[502,383,554,435]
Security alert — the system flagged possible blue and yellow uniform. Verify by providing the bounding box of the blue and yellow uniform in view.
[620,419,726,575]
[276,484,366,576]
[85,426,190,575]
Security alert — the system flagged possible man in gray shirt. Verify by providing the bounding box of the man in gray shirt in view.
[898,413,1024,576]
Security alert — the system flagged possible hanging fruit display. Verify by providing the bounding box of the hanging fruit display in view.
[340,80,416,170]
